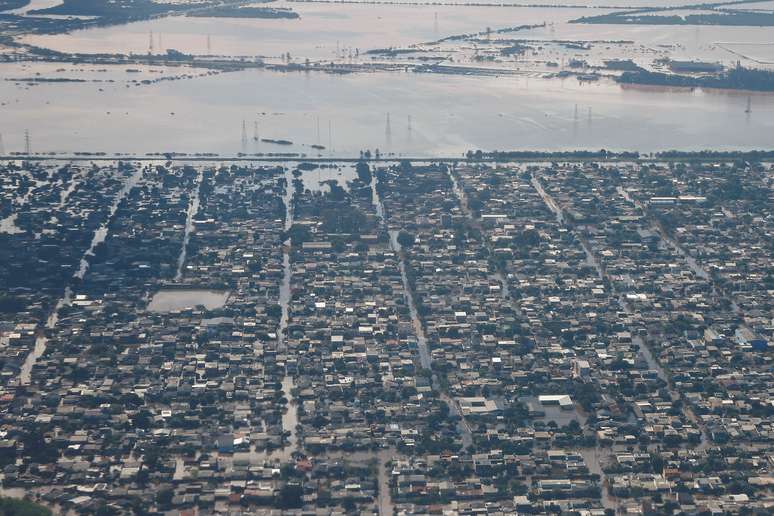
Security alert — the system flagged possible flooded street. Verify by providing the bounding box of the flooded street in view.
[76,166,144,279]
[18,289,69,386]
[578,447,620,511]
[174,168,203,281]
[278,167,298,456]
[374,169,431,372]
[280,375,298,456]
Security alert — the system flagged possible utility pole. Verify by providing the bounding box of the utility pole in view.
[241,120,248,147]
[385,113,391,142]
[24,129,30,155]
[149,30,154,55]
[0,133,4,156]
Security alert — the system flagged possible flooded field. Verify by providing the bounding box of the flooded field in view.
[20,2,601,58]
[147,288,230,312]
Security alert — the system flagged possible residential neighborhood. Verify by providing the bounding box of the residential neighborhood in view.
[0,158,771,514]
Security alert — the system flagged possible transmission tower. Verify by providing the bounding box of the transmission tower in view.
[149,30,154,55]
[24,130,30,155]
[0,133,5,156]
[385,113,391,142]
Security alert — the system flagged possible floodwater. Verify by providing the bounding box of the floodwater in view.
[175,168,203,280]
[2,66,774,157]
[147,288,230,312]
[4,1,774,157]
[0,213,24,234]
[19,0,774,68]
[20,3,602,59]
[5,0,62,15]
[521,22,774,66]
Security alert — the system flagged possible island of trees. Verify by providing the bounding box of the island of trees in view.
[618,64,774,92]
[188,6,299,19]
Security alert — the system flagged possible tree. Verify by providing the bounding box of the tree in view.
[277,482,303,509]
[0,497,51,516]
[266,304,282,318]
[156,488,174,507]
[397,230,415,248]
[356,161,371,182]
[0,296,25,314]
